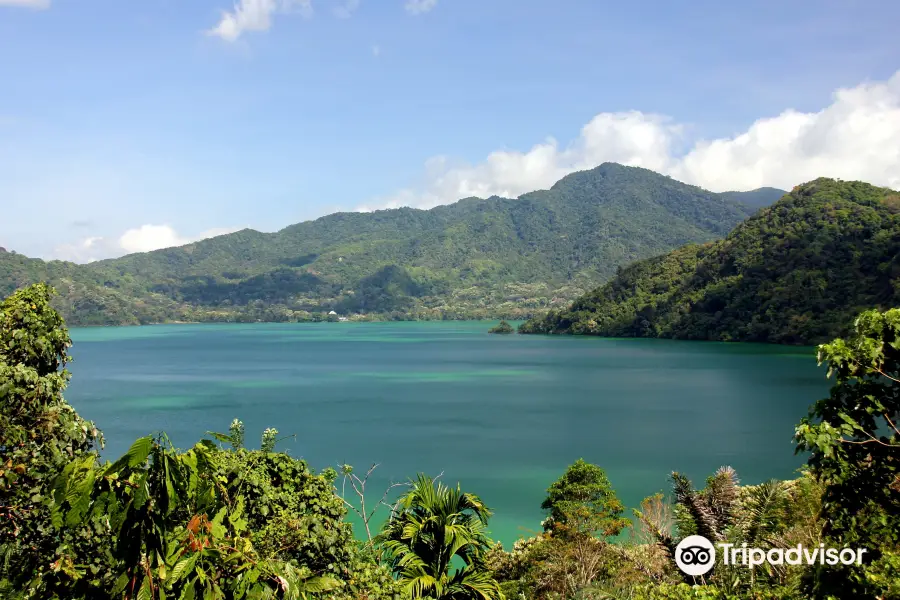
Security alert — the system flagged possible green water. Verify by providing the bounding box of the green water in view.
[66,321,830,547]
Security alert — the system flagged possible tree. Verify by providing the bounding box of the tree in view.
[795,307,900,598]
[540,459,629,538]
[377,474,502,600]
[0,284,103,593]
[669,467,740,544]
[49,434,344,600]
[518,461,630,597]
[488,321,514,334]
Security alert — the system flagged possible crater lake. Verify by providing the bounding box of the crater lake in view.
[65,321,830,546]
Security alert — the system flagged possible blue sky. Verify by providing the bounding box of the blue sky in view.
[1,0,899,261]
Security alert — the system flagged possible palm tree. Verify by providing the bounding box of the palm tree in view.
[670,466,740,543]
[663,467,807,590]
[376,474,503,600]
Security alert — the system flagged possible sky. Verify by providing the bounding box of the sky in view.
[1,0,899,262]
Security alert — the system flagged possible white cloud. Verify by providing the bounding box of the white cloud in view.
[670,74,900,191]
[54,225,240,263]
[119,224,191,253]
[208,0,312,42]
[405,0,436,15]
[0,0,49,8]
[363,71,900,211]
[332,0,359,18]
[119,224,239,253]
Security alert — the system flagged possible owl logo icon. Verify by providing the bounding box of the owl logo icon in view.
[675,535,716,576]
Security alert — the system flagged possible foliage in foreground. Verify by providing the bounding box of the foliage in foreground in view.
[378,474,502,600]
[0,285,400,600]
[4,284,900,600]
[795,308,900,598]
[0,283,104,593]
[487,464,825,600]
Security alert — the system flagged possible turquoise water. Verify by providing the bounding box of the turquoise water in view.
[65,321,830,547]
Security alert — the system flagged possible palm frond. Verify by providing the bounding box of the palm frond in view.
[740,479,789,546]
[671,471,721,541]
[377,473,500,600]
[705,466,740,531]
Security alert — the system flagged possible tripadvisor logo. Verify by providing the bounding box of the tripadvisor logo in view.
[675,535,716,576]
[675,535,868,577]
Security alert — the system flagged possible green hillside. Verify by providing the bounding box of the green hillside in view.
[719,187,786,210]
[1,163,775,326]
[520,178,900,344]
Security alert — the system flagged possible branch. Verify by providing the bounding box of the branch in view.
[338,496,363,519]
[883,412,900,439]
[849,357,900,384]
[368,481,410,521]
[873,366,900,384]
[839,433,899,449]
[837,414,900,450]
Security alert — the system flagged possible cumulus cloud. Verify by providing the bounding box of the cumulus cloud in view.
[670,74,900,191]
[363,71,900,211]
[0,0,50,8]
[118,224,191,253]
[405,0,436,15]
[54,225,240,263]
[208,0,312,42]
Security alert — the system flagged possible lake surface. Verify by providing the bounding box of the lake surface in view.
[65,321,830,547]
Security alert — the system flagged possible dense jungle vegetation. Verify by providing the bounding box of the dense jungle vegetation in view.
[2,284,899,599]
[520,179,900,345]
[0,164,783,327]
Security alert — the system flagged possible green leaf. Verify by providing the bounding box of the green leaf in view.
[112,572,130,594]
[137,577,152,600]
[134,473,150,509]
[170,554,199,584]
[205,431,235,445]
[211,506,227,528]
[299,575,341,594]
[104,436,153,475]
[180,581,197,600]
[125,436,154,467]
[65,466,96,527]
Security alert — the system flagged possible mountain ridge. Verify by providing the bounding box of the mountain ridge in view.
[1,163,786,326]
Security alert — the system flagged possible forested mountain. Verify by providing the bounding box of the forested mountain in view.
[718,187,786,210]
[1,163,780,326]
[520,178,900,344]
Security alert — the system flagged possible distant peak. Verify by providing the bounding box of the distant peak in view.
[548,162,673,191]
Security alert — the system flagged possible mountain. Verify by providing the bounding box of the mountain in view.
[519,179,900,344]
[1,163,767,326]
[718,187,786,210]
